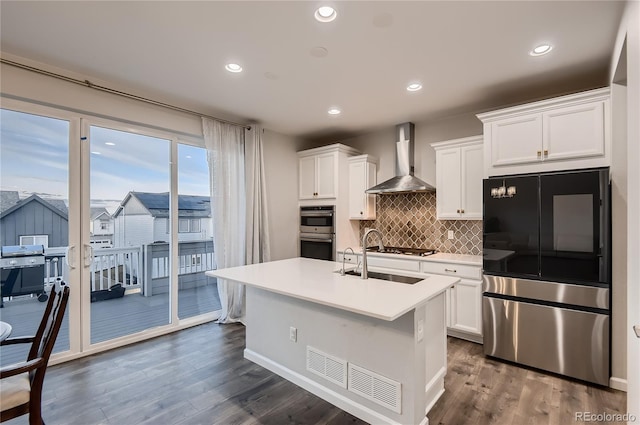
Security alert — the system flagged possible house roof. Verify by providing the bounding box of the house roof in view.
[0,194,69,220]
[0,190,20,214]
[90,207,111,221]
[113,192,211,219]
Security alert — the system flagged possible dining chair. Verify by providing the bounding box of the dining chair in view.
[0,284,70,424]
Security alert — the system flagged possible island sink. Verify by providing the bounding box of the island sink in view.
[339,269,424,285]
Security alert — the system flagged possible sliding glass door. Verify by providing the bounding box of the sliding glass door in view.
[0,105,79,366]
[87,124,172,344]
[1,98,220,362]
[177,143,218,319]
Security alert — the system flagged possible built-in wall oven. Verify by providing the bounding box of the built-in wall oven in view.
[299,206,335,261]
[482,168,611,385]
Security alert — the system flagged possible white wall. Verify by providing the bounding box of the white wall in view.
[114,215,154,247]
[610,0,640,410]
[262,129,301,260]
[320,114,483,189]
[0,53,203,138]
[611,83,628,386]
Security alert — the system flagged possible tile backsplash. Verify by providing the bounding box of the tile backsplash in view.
[359,192,482,255]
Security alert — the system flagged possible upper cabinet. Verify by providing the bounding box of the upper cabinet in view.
[431,136,483,220]
[477,87,611,177]
[298,144,360,200]
[348,154,377,220]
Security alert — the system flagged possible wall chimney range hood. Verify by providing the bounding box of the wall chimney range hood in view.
[366,122,435,194]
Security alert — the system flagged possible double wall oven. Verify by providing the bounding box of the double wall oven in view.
[299,206,335,261]
[482,167,611,385]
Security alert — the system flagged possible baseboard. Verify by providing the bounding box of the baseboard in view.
[245,348,408,425]
[609,376,627,392]
[447,328,483,344]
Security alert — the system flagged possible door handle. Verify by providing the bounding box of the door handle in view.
[65,245,76,270]
[84,244,94,267]
[634,325,640,338]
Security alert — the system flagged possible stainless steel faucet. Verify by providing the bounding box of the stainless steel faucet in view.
[341,247,355,275]
[361,229,384,279]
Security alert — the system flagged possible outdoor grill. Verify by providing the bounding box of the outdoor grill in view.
[0,244,47,307]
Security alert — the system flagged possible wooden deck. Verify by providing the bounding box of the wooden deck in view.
[0,283,221,367]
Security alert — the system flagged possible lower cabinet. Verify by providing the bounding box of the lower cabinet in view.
[336,250,483,344]
[445,278,482,343]
[421,260,483,343]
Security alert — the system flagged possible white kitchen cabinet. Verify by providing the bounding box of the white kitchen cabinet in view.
[348,155,377,220]
[431,136,483,220]
[446,278,482,337]
[337,250,483,343]
[299,151,337,199]
[421,259,483,343]
[478,87,610,177]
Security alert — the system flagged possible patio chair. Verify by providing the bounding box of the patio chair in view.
[0,284,70,424]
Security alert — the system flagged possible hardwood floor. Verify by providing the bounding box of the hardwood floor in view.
[2,323,625,425]
[428,337,626,425]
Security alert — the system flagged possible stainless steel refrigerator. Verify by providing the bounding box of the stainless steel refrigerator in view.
[482,167,611,385]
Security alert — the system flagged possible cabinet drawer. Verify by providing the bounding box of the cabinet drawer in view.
[367,256,421,272]
[421,261,481,280]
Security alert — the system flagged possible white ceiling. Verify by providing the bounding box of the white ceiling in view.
[0,1,626,139]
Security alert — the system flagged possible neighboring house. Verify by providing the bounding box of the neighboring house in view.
[0,192,69,248]
[90,207,114,248]
[112,192,212,247]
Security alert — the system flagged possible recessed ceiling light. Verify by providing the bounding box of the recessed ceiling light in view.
[529,44,553,56]
[225,63,243,73]
[91,151,101,155]
[407,83,423,92]
[327,108,341,115]
[105,142,115,146]
[186,155,192,159]
[315,6,337,22]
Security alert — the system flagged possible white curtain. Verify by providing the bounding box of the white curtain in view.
[245,125,271,264]
[203,118,246,323]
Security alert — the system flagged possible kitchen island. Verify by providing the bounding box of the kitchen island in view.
[206,257,458,425]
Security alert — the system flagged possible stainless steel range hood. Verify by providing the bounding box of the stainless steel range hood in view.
[366,122,435,194]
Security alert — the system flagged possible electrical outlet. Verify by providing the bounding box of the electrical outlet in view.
[289,326,297,342]
[417,319,424,342]
[447,230,454,240]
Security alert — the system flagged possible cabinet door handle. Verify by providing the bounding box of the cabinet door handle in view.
[444,268,457,273]
[543,149,549,157]
[360,211,363,215]
[460,209,464,214]
[456,209,460,213]
[537,150,542,158]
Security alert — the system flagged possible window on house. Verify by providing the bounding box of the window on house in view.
[100,220,109,230]
[190,219,201,233]
[178,218,190,233]
[19,235,49,248]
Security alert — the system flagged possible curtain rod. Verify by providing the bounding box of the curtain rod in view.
[1,58,251,130]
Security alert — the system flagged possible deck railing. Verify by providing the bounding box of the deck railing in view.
[43,240,215,295]
[45,246,143,292]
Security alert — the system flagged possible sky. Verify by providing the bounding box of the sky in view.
[0,108,210,213]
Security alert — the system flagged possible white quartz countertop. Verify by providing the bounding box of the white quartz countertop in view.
[206,257,459,321]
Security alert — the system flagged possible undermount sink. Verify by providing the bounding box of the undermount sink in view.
[338,269,424,285]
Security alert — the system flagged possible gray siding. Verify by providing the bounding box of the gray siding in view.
[0,202,68,247]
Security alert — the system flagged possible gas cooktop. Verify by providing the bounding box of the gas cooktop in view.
[365,246,437,257]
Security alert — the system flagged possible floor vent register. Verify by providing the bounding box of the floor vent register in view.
[306,346,402,413]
